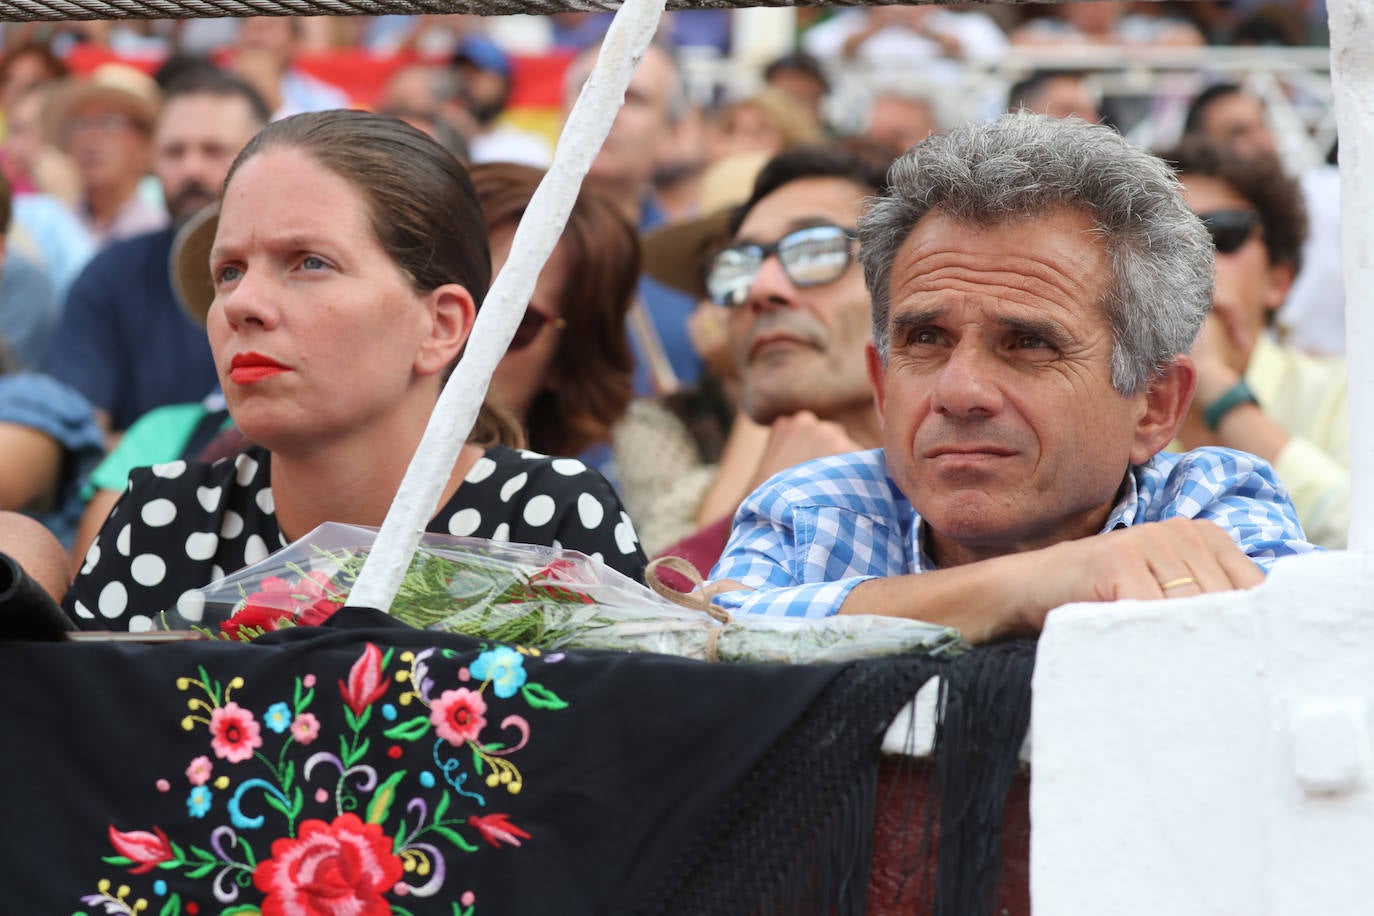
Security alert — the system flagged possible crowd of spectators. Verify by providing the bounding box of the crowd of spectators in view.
[0,0,1346,598]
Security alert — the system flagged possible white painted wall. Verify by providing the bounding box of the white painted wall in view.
[1030,3,1372,912]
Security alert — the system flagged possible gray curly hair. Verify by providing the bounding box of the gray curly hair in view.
[859,113,1213,396]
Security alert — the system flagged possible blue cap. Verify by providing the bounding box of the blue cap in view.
[454,36,512,81]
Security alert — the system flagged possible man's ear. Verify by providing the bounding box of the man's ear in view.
[866,341,887,422]
[1130,355,1197,465]
[415,283,478,377]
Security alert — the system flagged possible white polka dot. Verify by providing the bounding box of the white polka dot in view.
[552,539,563,550]
[220,511,244,539]
[98,582,128,619]
[235,453,260,486]
[210,565,225,583]
[523,495,555,527]
[518,449,541,460]
[128,615,154,633]
[465,457,497,483]
[244,535,269,565]
[131,554,166,587]
[551,458,587,476]
[590,552,604,566]
[186,532,219,561]
[141,499,177,527]
[73,599,94,620]
[116,524,132,557]
[499,473,528,503]
[177,589,207,622]
[577,493,605,530]
[614,512,640,555]
[151,460,187,479]
[256,487,275,514]
[491,522,511,543]
[80,542,100,576]
[196,486,222,512]
[448,508,482,537]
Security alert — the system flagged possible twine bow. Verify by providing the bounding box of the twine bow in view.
[644,555,740,662]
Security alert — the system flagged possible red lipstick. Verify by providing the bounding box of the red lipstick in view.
[229,352,289,385]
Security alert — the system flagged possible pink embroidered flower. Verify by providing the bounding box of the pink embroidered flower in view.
[468,813,531,848]
[339,642,389,717]
[254,813,403,916]
[430,687,487,746]
[209,702,262,763]
[290,712,320,745]
[186,755,212,786]
[108,825,174,874]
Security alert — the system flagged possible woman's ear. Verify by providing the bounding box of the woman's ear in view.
[415,283,478,377]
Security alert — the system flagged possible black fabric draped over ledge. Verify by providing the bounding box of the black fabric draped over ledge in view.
[0,607,1034,915]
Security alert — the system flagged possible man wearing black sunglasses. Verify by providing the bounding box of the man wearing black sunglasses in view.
[1163,137,1348,549]
[709,114,1315,644]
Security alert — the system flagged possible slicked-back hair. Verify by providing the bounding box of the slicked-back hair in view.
[226,110,491,311]
[860,112,1213,396]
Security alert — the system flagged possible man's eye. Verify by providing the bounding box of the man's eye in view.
[215,265,242,285]
[301,256,327,271]
[912,328,941,346]
[1016,334,1050,349]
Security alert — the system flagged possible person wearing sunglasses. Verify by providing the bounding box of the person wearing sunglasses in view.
[472,162,638,462]
[707,114,1314,644]
[1163,137,1348,549]
[624,144,891,573]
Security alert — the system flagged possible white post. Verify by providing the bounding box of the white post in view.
[346,0,669,612]
[1330,0,1374,548]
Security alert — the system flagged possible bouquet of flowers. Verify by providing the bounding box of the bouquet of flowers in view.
[170,523,966,664]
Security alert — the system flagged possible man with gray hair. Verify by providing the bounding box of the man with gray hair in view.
[709,113,1314,644]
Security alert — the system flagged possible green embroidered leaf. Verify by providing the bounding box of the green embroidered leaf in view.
[383,716,432,741]
[433,791,450,823]
[168,840,186,861]
[393,817,408,853]
[282,759,296,791]
[190,844,216,862]
[265,792,291,817]
[432,824,480,852]
[291,786,304,819]
[101,855,133,866]
[355,705,373,731]
[158,893,181,916]
[221,907,262,915]
[366,770,407,825]
[186,861,216,879]
[521,682,568,710]
[297,687,314,712]
[471,747,485,774]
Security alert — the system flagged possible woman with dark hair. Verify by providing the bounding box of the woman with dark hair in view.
[471,162,638,459]
[37,110,645,632]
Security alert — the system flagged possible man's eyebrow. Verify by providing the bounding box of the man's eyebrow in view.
[998,314,1072,346]
[734,216,847,244]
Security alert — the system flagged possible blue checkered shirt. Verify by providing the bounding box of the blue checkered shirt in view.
[709,447,1315,619]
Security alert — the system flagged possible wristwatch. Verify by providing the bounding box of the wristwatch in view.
[1203,379,1260,431]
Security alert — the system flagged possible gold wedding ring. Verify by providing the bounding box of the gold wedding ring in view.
[1159,576,1197,591]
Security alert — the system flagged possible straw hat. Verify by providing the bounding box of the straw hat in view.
[43,63,161,150]
[171,202,219,328]
[641,150,771,300]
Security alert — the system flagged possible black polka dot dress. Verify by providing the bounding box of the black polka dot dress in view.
[64,444,648,632]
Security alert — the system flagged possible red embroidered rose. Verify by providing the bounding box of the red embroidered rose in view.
[339,642,389,717]
[430,687,487,746]
[209,701,263,763]
[468,813,531,848]
[108,825,174,874]
[254,813,403,916]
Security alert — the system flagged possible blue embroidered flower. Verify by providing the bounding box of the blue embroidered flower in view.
[187,785,212,818]
[469,647,528,699]
[264,702,292,734]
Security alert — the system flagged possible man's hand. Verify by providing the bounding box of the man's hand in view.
[749,411,864,491]
[841,518,1264,644]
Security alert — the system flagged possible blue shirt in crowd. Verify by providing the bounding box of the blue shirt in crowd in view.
[45,227,219,432]
[710,447,1317,619]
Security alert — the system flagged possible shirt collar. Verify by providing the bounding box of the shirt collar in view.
[909,465,1143,571]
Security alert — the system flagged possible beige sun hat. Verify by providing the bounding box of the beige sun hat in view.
[641,150,771,300]
[170,202,220,328]
[43,63,161,150]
